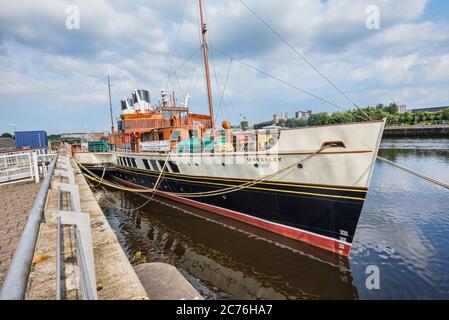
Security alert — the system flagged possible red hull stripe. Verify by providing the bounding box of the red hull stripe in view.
[110,176,352,256]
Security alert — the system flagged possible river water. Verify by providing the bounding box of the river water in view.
[94,138,449,299]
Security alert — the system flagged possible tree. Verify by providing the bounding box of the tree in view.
[285,118,307,128]
[48,134,61,141]
[1,133,13,138]
[440,108,449,120]
[385,103,399,114]
[308,113,330,126]
[331,112,354,124]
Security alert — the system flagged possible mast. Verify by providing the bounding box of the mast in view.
[107,75,115,134]
[198,0,215,134]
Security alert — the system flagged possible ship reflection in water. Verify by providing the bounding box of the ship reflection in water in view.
[97,189,358,299]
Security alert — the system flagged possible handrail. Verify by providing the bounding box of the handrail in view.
[0,154,58,300]
[75,228,96,300]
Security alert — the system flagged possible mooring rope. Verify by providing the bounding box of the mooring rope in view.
[376,156,449,190]
[75,149,448,206]
[75,152,172,211]
[73,146,328,198]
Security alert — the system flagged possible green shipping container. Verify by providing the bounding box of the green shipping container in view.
[88,140,108,152]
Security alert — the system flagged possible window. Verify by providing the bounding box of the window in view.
[124,157,130,166]
[170,130,182,142]
[158,160,170,172]
[168,161,180,173]
[150,160,160,172]
[142,159,152,170]
[130,158,137,168]
[188,130,198,138]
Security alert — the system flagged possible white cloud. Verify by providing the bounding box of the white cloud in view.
[375,54,418,84]
[0,0,448,132]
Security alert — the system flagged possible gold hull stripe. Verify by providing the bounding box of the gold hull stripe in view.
[113,166,366,202]
[111,164,368,193]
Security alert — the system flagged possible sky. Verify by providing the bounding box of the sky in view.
[0,0,448,134]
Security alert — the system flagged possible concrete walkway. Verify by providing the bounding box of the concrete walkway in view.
[0,181,41,286]
[26,156,149,299]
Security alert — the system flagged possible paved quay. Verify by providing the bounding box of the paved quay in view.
[26,155,149,299]
[0,181,41,287]
[1,149,203,300]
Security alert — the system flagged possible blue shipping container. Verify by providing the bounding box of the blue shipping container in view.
[15,130,48,149]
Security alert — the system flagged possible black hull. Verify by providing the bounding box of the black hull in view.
[93,165,367,255]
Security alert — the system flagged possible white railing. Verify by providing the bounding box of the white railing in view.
[0,149,57,185]
[0,152,35,184]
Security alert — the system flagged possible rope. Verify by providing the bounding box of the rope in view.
[89,167,106,187]
[165,0,188,91]
[215,58,233,124]
[173,72,185,96]
[376,156,449,190]
[239,0,372,121]
[150,46,202,91]
[100,190,154,212]
[210,45,368,122]
[72,152,172,211]
[74,146,328,198]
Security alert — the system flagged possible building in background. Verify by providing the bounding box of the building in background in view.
[60,132,107,143]
[295,110,312,119]
[239,120,249,131]
[409,106,448,114]
[398,105,408,114]
[281,112,288,121]
[273,114,279,125]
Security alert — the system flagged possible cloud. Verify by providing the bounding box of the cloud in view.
[0,0,448,133]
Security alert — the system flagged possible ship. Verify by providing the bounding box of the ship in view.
[77,0,385,256]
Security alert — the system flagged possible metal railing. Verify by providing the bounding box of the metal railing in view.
[0,154,58,300]
[0,153,98,300]
[75,228,97,300]
[0,152,34,184]
[53,155,97,300]
[0,149,56,185]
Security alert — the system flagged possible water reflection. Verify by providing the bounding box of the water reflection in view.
[98,190,358,299]
[350,138,449,299]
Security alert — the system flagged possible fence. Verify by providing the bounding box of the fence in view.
[0,149,56,185]
[0,152,35,184]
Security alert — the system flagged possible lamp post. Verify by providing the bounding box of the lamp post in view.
[8,123,16,137]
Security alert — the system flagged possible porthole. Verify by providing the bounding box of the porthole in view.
[298,164,303,169]
[254,163,259,168]
[222,162,225,167]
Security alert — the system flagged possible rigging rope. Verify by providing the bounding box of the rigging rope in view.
[210,45,368,122]
[165,0,188,91]
[215,58,233,124]
[239,0,372,121]
[152,46,202,91]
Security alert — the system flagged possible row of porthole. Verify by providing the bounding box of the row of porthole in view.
[184,162,304,169]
